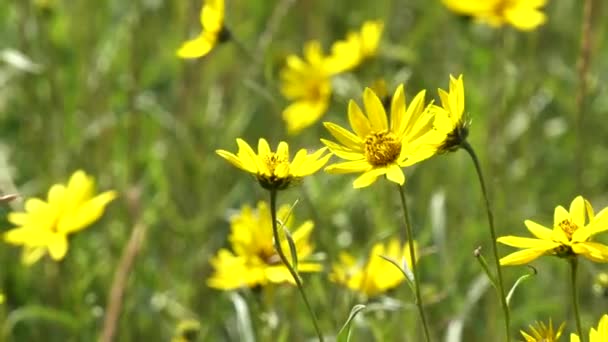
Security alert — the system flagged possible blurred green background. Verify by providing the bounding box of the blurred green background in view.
[1,0,608,340]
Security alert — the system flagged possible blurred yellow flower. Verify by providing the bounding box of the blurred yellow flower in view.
[497,196,608,266]
[177,0,229,58]
[442,0,547,31]
[171,319,201,342]
[207,201,322,289]
[322,85,441,188]
[520,319,565,342]
[431,74,470,152]
[326,20,384,73]
[280,41,333,134]
[216,138,330,190]
[330,238,418,297]
[570,314,608,342]
[4,170,117,265]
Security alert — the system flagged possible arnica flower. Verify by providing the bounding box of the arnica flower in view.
[177,0,229,58]
[431,74,470,152]
[442,0,547,31]
[280,41,334,134]
[321,85,441,188]
[216,138,331,190]
[330,238,418,298]
[207,201,322,289]
[520,319,565,342]
[570,314,608,342]
[4,170,117,265]
[325,20,384,74]
[497,196,608,266]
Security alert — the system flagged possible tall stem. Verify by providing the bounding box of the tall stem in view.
[396,185,431,342]
[570,258,584,342]
[268,190,324,341]
[462,140,510,342]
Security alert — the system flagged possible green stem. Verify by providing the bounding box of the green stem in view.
[396,185,431,342]
[461,140,510,342]
[269,190,324,342]
[570,258,584,342]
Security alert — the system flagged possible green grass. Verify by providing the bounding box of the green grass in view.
[1,0,608,340]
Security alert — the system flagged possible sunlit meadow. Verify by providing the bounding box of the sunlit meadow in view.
[1,0,608,341]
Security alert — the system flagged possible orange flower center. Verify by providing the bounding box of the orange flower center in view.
[263,153,289,174]
[559,219,578,240]
[364,131,402,166]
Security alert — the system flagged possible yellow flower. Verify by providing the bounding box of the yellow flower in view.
[216,138,331,190]
[171,319,201,342]
[177,0,229,58]
[520,319,565,342]
[431,74,470,152]
[570,314,608,342]
[497,196,608,266]
[207,201,322,289]
[325,20,384,74]
[321,85,441,188]
[280,41,333,134]
[4,170,117,265]
[442,0,547,31]
[330,238,418,297]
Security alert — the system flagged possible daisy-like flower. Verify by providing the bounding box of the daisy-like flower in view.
[431,74,470,152]
[216,138,331,190]
[497,196,608,266]
[207,201,322,290]
[321,85,441,188]
[330,238,418,297]
[4,170,117,265]
[442,0,547,31]
[280,41,334,134]
[177,0,229,58]
[325,20,384,74]
[570,314,608,342]
[520,319,565,342]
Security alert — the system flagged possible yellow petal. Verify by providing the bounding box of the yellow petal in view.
[348,100,371,138]
[524,220,553,240]
[499,248,547,266]
[497,236,559,249]
[56,190,117,233]
[353,167,387,188]
[8,212,29,226]
[216,149,252,173]
[283,98,329,134]
[323,122,364,151]
[504,7,546,31]
[176,34,216,59]
[201,0,224,33]
[236,138,265,174]
[321,139,363,160]
[363,87,388,131]
[390,85,406,135]
[572,242,608,262]
[258,138,271,156]
[553,205,569,227]
[569,196,587,228]
[385,164,405,185]
[325,160,370,174]
[296,150,331,177]
[47,234,68,260]
[570,333,581,342]
[276,141,289,161]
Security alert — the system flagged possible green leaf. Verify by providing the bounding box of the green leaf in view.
[3,305,79,338]
[337,304,366,342]
[378,254,415,293]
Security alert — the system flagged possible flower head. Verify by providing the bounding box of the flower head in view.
[280,41,334,134]
[322,85,441,188]
[216,138,331,190]
[207,201,322,289]
[171,320,201,342]
[570,314,608,342]
[520,319,565,342]
[325,20,384,74]
[177,0,229,58]
[432,74,470,152]
[4,170,117,265]
[442,0,547,31]
[330,238,418,297]
[497,196,608,266]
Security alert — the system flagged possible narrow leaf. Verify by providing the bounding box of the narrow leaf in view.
[337,304,366,342]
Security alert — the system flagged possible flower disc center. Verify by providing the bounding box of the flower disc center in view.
[364,131,402,166]
[559,219,578,240]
